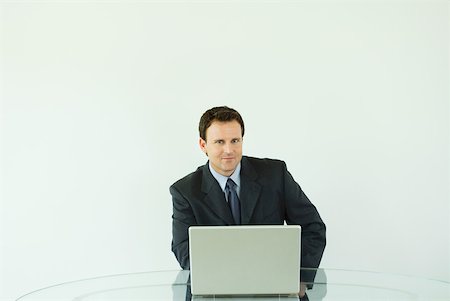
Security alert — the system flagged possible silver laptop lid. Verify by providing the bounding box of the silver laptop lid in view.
[189,225,301,296]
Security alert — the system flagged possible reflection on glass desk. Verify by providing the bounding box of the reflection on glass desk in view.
[17,268,450,300]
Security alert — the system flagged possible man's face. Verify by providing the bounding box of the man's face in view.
[199,120,243,177]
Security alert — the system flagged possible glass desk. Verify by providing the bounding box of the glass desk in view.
[17,268,450,300]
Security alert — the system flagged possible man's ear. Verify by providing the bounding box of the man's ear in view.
[199,138,207,155]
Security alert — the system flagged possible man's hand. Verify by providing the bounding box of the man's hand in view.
[298,282,307,298]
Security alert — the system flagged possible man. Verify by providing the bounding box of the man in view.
[170,106,326,296]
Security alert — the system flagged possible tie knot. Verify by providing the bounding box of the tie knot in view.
[226,178,237,190]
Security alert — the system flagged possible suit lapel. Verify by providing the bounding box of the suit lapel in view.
[240,157,262,224]
[200,164,235,225]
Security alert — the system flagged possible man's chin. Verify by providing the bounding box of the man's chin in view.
[219,165,237,176]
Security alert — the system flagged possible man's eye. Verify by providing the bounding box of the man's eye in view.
[216,140,224,144]
[232,139,240,143]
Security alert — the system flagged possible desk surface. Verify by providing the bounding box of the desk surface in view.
[17,268,450,300]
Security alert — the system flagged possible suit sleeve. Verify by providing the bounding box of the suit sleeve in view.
[170,184,197,270]
[282,162,326,284]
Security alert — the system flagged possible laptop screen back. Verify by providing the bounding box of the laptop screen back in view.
[189,225,301,296]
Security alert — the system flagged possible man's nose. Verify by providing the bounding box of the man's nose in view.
[223,143,232,153]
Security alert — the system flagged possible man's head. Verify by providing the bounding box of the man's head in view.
[198,106,245,141]
[198,106,245,176]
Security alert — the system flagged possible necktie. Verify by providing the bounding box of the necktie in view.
[226,178,241,224]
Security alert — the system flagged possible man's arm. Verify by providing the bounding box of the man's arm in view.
[170,185,197,269]
[282,161,326,284]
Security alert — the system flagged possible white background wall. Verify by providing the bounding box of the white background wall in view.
[1,1,449,300]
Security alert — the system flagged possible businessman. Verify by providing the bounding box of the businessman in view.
[170,106,326,297]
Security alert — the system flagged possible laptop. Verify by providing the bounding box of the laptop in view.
[188,225,301,296]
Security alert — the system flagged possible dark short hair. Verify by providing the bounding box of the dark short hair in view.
[199,106,245,141]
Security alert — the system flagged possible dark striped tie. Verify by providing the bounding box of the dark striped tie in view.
[226,178,241,224]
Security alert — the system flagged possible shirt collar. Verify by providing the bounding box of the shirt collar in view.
[208,162,241,192]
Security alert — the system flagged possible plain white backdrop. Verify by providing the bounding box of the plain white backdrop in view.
[1,1,449,300]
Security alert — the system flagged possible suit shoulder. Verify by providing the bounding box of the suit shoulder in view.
[170,165,204,192]
[242,156,288,178]
[244,156,286,168]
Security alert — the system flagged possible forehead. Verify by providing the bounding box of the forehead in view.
[206,120,242,139]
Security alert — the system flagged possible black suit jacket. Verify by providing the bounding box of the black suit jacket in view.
[170,156,326,283]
